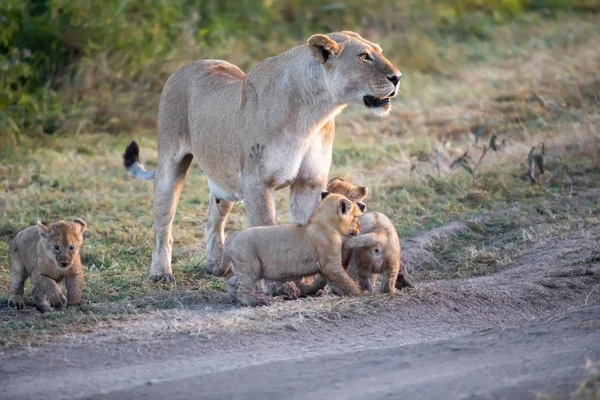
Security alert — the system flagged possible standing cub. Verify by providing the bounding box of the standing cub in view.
[213,193,362,306]
[300,177,412,295]
[8,219,86,313]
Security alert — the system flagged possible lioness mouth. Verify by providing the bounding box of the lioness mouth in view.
[363,95,390,108]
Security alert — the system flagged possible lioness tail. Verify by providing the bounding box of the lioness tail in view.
[123,141,156,180]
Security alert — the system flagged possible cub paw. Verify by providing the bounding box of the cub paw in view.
[36,301,53,314]
[149,273,176,283]
[48,291,67,308]
[8,295,25,310]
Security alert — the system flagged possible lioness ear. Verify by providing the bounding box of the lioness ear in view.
[339,198,352,215]
[357,201,367,213]
[73,218,87,233]
[37,220,50,236]
[320,190,330,200]
[308,34,339,64]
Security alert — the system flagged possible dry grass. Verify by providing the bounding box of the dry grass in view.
[0,13,599,347]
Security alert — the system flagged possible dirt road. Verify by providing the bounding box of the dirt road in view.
[1,225,599,400]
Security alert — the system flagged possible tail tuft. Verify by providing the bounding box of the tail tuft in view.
[123,141,140,169]
[395,274,413,290]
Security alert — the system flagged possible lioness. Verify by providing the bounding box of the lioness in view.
[215,192,362,306]
[122,31,401,282]
[300,177,412,295]
[8,219,86,313]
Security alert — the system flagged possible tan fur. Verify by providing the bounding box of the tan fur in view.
[301,178,412,295]
[8,219,86,313]
[214,193,362,306]
[122,31,401,282]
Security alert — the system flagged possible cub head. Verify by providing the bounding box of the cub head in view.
[37,218,86,271]
[326,177,368,214]
[318,192,361,237]
[307,31,401,117]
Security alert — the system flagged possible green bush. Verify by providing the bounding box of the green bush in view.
[0,0,591,139]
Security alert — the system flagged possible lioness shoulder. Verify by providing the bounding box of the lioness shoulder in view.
[8,219,87,313]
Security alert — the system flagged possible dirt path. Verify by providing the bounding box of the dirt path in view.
[1,225,599,400]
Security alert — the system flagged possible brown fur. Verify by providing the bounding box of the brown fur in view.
[214,193,362,306]
[300,178,412,295]
[122,31,401,283]
[8,219,86,313]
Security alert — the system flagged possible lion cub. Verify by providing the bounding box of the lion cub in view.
[8,219,86,313]
[213,192,362,306]
[301,177,412,295]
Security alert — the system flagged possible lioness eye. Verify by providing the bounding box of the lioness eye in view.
[69,244,75,251]
[53,244,60,251]
[359,53,372,61]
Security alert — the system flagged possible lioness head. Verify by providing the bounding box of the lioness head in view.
[318,192,361,236]
[37,219,86,271]
[307,31,401,117]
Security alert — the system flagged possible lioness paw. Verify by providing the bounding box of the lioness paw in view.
[8,295,25,310]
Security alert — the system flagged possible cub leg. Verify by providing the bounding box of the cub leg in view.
[149,154,193,282]
[31,275,65,313]
[8,250,26,309]
[235,271,263,307]
[66,269,84,306]
[380,257,400,293]
[205,195,234,275]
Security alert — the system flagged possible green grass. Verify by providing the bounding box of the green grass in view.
[1,13,599,347]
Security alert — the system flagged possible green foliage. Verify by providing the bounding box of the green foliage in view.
[0,0,593,138]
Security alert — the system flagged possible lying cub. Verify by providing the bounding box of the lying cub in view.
[301,177,412,295]
[8,219,86,313]
[213,192,362,306]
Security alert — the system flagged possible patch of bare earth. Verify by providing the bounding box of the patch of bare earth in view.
[0,222,599,399]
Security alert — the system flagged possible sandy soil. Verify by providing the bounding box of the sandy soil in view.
[1,223,599,400]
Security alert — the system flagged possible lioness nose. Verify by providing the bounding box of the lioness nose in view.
[387,73,401,86]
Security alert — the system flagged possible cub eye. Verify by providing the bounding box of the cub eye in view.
[69,244,75,251]
[53,244,60,252]
[359,53,372,61]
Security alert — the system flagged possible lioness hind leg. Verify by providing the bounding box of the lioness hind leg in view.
[149,154,193,282]
[8,251,26,309]
[205,195,234,275]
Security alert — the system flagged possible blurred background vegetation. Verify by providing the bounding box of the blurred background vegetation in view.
[0,0,598,144]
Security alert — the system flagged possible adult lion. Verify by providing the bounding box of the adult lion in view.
[123,31,401,282]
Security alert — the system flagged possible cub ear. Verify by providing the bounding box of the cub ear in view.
[73,218,87,233]
[356,201,367,213]
[37,220,50,235]
[307,34,340,64]
[339,198,352,215]
[320,190,330,200]
[358,186,368,198]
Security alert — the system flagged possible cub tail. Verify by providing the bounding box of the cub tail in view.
[123,141,156,180]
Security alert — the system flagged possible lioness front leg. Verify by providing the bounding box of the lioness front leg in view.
[242,144,276,227]
[205,195,234,274]
[31,275,66,313]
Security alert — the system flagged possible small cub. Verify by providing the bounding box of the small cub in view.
[214,193,362,306]
[301,177,412,295]
[8,219,87,313]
